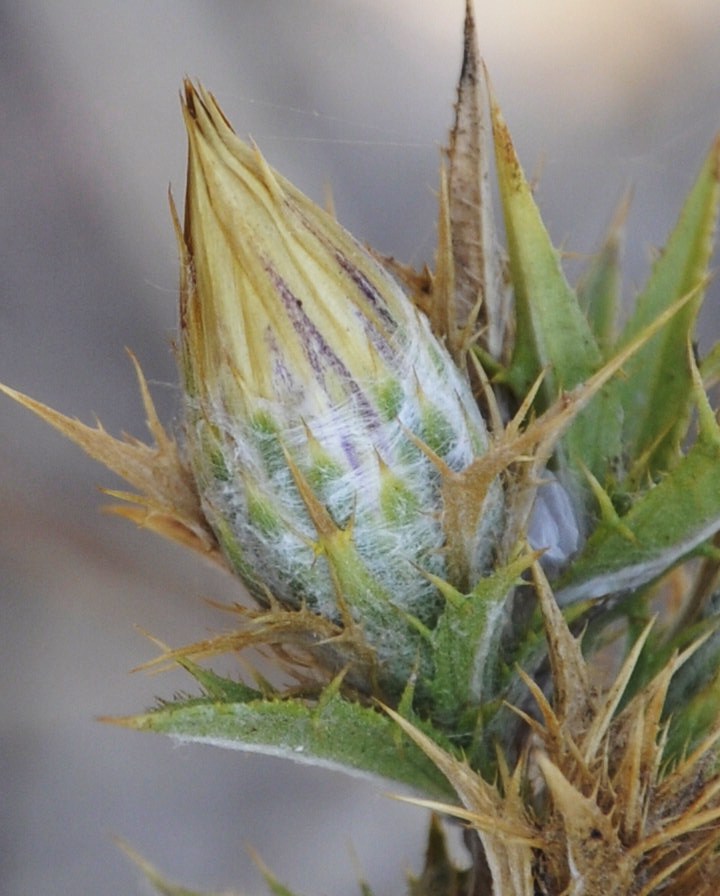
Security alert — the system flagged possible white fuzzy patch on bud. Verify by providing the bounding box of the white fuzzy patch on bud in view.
[195,314,498,627]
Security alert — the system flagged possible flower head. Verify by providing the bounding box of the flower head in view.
[176,82,503,694]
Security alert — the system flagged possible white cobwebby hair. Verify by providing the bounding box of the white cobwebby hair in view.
[193,305,504,630]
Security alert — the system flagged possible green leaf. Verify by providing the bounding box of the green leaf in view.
[701,339,720,389]
[664,652,720,763]
[491,100,601,403]
[428,553,534,729]
[556,381,720,605]
[614,136,720,475]
[577,193,629,355]
[490,98,622,482]
[176,658,267,702]
[117,691,454,800]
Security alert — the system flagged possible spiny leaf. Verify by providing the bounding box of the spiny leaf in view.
[489,90,623,483]
[449,287,698,574]
[428,552,535,729]
[108,691,453,800]
[615,135,720,475]
[664,643,720,761]
[173,658,264,703]
[490,93,600,400]
[701,339,720,388]
[577,192,630,355]
[557,363,720,605]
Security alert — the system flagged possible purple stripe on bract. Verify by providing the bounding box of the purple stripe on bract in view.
[335,252,398,332]
[267,264,380,422]
[290,205,397,332]
[340,434,361,472]
[265,328,304,403]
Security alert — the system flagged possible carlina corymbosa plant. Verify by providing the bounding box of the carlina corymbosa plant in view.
[7,2,720,893]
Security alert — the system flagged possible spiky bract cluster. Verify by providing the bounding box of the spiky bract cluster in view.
[390,562,720,896]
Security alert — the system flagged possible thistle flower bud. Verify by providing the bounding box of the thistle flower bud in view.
[176,83,503,693]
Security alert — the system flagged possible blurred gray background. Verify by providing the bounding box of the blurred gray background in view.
[2,1,720,893]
